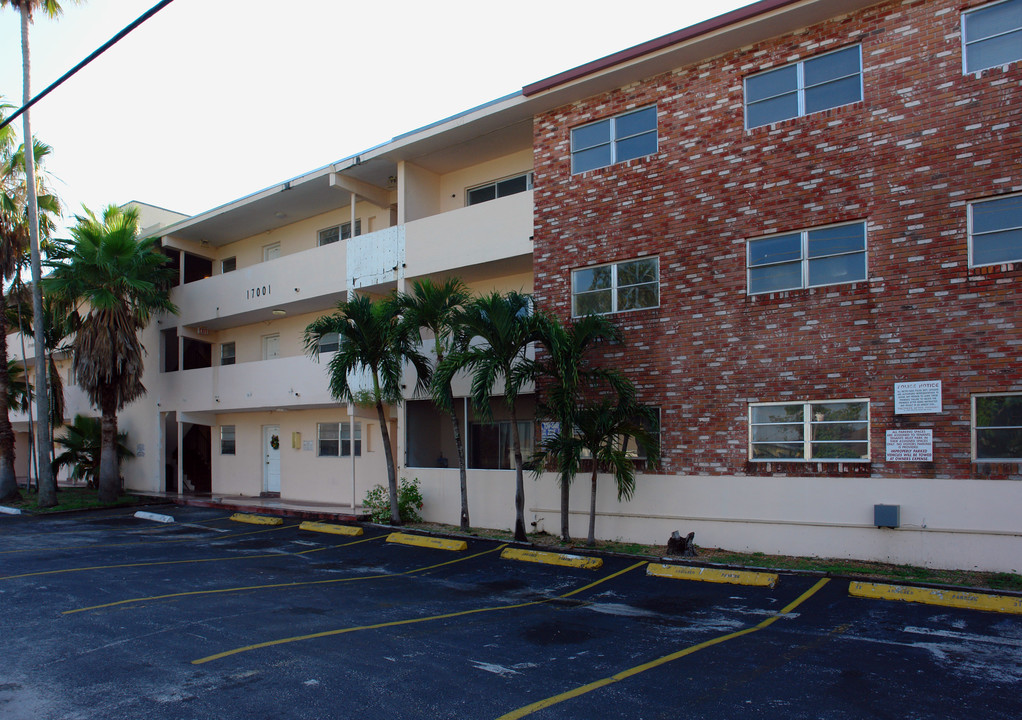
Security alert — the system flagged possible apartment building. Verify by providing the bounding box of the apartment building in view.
[34,0,1016,571]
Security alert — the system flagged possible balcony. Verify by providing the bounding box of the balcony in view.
[171,227,403,330]
[404,191,533,278]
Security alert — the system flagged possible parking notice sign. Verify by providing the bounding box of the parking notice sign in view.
[886,429,933,462]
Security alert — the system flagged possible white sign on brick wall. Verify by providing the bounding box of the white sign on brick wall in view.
[894,381,942,414]
[886,429,933,462]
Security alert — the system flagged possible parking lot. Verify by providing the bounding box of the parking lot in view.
[1,506,1020,719]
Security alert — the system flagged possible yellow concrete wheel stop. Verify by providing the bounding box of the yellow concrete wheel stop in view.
[299,521,363,536]
[500,547,603,570]
[386,532,468,551]
[850,581,1022,615]
[229,513,283,526]
[647,563,778,588]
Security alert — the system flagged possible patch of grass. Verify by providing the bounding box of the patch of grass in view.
[6,487,143,513]
[407,521,1021,593]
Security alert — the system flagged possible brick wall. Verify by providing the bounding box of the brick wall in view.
[532,0,1021,480]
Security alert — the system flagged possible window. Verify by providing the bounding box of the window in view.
[317,332,339,354]
[581,408,660,460]
[749,400,870,461]
[467,173,533,206]
[572,257,659,316]
[318,220,362,246]
[470,421,534,469]
[571,106,657,174]
[220,426,236,455]
[745,46,862,129]
[318,422,362,457]
[747,222,866,294]
[220,342,235,366]
[974,394,1022,461]
[969,194,1022,267]
[221,257,237,274]
[963,0,1022,73]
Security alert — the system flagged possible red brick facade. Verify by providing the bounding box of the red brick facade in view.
[532,0,1021,480]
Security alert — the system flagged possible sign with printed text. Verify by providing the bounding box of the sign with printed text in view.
[541,422,561,443]
[886,429,933,462]
[894,381,942,414]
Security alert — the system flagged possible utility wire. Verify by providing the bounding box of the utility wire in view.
[0,0,176,132]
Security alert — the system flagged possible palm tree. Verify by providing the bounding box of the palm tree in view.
[437,291,541,542]
[53,414,133,489]
[395,277,473,529]
[532,312,627,542]
[570,397,660,546]
[1,0,78,508]
[304,293,430,525]
[43,204,177,504]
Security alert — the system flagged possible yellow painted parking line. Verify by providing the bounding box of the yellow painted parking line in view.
[191,559,646,664]
[230,513,283,526]
[387,532,467,551]
[495,577,830,720]
[849,581,1022,615]
[299,521,363,536]
[501,547,603,570]
[65,540,503,615]
[647,563,778,588]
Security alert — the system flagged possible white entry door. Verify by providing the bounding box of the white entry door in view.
[263,243,281,262]
[263,425,281,493]
[262,334,280,360]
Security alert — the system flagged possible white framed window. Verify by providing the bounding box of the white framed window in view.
[571,105,657,174]
[318,422,362,457]
[963,0,1022,73]
[749,400,870,461]
[745,45,862,129]
[220,425,236,455]
[317,332,339,354]
[572,257,659,316]
[467,172,533,206]
[220,342,236,366]
[973,393,1022,461]
[747,221,866,295]
[221,257,237,273]
[318,220,362,246]
[968,194,1022,267]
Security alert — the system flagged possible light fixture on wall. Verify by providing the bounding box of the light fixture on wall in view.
[272,309,286,317]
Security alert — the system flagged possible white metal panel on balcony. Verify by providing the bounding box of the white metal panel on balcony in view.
[349,226,404,291]
[404,191,533,277]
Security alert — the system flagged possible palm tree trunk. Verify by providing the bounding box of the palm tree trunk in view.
[19,7,56,508]
[97,387,120,504]
[588,465,598,546]
[0,300,20,503]
[508,402,528,542]
[560,473,571,542]
[447,388,470,530]
[373,371,400,525]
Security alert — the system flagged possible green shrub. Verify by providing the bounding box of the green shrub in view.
[363,477,424,524]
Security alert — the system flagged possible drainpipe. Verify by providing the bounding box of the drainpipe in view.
[348,401,356,511]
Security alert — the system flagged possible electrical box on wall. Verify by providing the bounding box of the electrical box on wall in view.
[874,504,900,528]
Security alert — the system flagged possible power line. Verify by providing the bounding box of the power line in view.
[0,0,177,132]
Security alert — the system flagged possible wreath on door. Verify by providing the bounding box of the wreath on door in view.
[270,434,280,450]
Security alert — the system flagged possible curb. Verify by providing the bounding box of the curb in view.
[299,521,363,536]
[0,505,22,515]
[387,532,467,551]
[647,562,779,588]
[500,547,603,570]
[178,497,363,523]
[850,581,1022,615]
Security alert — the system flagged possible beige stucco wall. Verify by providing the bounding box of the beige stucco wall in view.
[438,149,533,214]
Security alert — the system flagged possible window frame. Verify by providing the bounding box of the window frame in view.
[748,399,871,462]
[962,0,1022,73]
[570,105,658,174]
[968,193,1022,268]
[571,256,660,317]
[746,220,867,295]
[317,332,340,354]
[744,45,863,130]
[466,172,534,206]
[317,421,362,457]
[973,393,1022,462]
[220,425,236,455]
[318,220,362,246]
[220,342,236,366]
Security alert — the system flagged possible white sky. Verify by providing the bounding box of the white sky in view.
[1,0,753,231]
